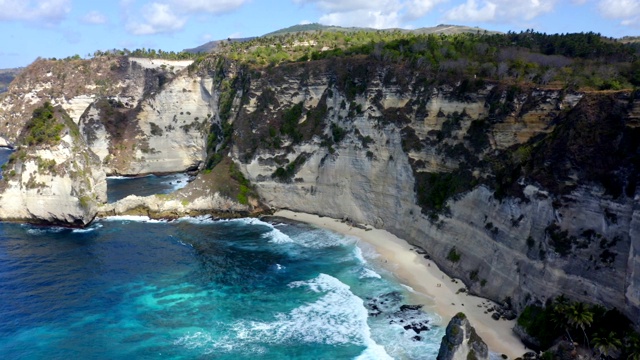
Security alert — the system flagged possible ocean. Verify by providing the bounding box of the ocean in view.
[0,191,447,359]
[0,148,12,179]
[106,174,190,203]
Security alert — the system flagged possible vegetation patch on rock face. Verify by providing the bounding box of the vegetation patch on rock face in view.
[21,102,65,146]
[271,153,309,183]
[414,170,476,219]
[182,156,258,207]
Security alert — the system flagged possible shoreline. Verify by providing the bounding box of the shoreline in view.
[274,210,527,359]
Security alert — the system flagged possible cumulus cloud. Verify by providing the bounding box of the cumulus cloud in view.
[121,0,248,35]
[295,0,406,28]
[0,0,71,24]
[445,0,496,22]
[293,0,387,13]
[81,10,107,24]
[405,0,448,20]
[320,9,401,28]
[170,0,249,14]
[444,0,557,23]
[126,2,186,35]
[598,0,640,26]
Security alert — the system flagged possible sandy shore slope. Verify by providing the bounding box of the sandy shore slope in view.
[274,210,527,358]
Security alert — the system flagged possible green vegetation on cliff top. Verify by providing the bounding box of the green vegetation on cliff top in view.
[23,102,65,146]
[189,29,639,90]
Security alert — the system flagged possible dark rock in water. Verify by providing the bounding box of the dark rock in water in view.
[367,303,382,317]
[403,320,430,334]
[437,313,488,360]
[412,335,422,341]
[366,292,432,335]
[400,304,423,311]
[365,291,403,314]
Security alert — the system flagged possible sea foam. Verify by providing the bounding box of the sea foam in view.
[175,273,392,359]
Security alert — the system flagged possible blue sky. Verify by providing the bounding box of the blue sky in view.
[0,0,639,68]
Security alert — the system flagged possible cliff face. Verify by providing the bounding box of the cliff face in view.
[213,59,640,322]
[1,55,639,324]
[0,57,209,175]
[0,107,106,226]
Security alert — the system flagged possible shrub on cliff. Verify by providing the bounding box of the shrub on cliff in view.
[23,102,64,146]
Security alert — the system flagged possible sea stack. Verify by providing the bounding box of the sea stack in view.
[437,312,489,360]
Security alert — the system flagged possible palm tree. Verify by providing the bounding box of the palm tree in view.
[592,331,622,359]
[625,333,640,360]
[550,295,574,343]
[566,301,594,349]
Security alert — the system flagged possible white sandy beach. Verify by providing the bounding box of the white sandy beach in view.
[274,210,527,359]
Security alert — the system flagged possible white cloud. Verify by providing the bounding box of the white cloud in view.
[81,10,107,24]
[126,2,186,35]
[293,0,388,13]
[295,0,408,28]
[405,0,448,20]
[598,0,640,26]
[445,0,557,23]
[445,0,496,22]
[121,0,249,35]
[170,0,248,14]
[0,0,71,24]
[320,9,401,28]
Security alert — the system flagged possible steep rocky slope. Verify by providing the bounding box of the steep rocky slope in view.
[0,57,209,175]
[0,52,638,328]
[0,104,106,226]
[202,58,640,324]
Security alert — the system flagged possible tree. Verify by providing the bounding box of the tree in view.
[566,301,594,349]
[625,334,640,360]
[550,295,574,343]
[592,331,622,359]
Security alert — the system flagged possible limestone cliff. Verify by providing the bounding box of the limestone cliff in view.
[437,313,488,360]
[2,53,640,329]
[0,57,210,175]
[0,104,106,226]
[201,58,640,325]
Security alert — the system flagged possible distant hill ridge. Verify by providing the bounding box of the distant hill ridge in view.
[183,23,500,54]
[0,68,22,94]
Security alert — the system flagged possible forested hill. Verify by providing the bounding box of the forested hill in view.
[186,28,640,91]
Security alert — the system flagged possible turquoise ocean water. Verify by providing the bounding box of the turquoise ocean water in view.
[0,162,448,359]
[0,214,447,359]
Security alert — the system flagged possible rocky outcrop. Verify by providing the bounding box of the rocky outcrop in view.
[0,109,106,226]
[97,157,267,219]
[0,57,209,176]
[0,136,10,148]
[437,313,489,360]
[97,192,252,219]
